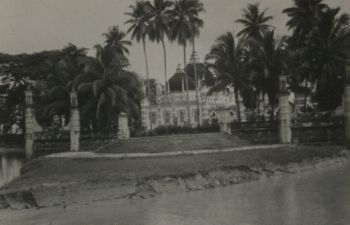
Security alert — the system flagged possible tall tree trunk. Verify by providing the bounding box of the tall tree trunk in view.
[234,87,241,123]
[183,43,191,125]
[304,79,308,112]
[161,38,168,95]
[268,93,275,121]
[143,38,152,130]
[192,39,200,126]
[257,90,260,121]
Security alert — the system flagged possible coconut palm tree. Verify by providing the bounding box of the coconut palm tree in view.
[310,7,350,111]
[125,0,153,128]
[283,0,329,112]
[283,0,327,45]
[38,44,88,126]
[236,3,273,115]
[76,44,141,132]
[236,3,273,45]
[103,25,132,56]
[148,0,173,94]
[168,0,204,124]
[188,0,204,126]
[205,32,249,122]
[250,30,288,117]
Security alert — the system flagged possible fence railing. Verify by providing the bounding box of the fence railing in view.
[231,121,279,144]
[291,116,345,144]
[32,130,118,156]
[292,115,344,127]
[0,134,24,146]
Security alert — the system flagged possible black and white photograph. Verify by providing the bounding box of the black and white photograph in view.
[0,0,350,224]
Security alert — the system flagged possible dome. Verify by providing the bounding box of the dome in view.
[167,66,195,92]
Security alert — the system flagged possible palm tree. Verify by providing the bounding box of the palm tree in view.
[236,3,272,116]
[168,0,204,124]
[76,44,141,132]
[236,3,273,45]
[283,0,328,112]
[148,0,173,94]
[38,44,88,126]
[188,0,204,126]
[250,30,288,117]
[103,26,132,56]
[125,0,153,128]
[205,32,249,122]
[310,7,350,111]
[283,0,327,45]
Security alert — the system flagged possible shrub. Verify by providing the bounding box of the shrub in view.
[131,124,220,137]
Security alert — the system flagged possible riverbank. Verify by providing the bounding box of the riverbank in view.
[0,145,349,210]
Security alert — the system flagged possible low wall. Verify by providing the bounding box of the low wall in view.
[33,139,70,157]
[33,133,117,157]
[0,135,24,147]
[231,121,279,144]
[231,117,346,145]
[291,117,345,144]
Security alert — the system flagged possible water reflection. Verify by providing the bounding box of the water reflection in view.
[0,154,24,187]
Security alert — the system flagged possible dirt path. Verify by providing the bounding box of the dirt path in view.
[47,144,289,159]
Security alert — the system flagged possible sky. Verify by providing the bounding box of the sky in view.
[0,0,349,84]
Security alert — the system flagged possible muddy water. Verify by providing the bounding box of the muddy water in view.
[1,162,350,225]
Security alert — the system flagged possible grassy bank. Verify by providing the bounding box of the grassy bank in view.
[0,145,349,210]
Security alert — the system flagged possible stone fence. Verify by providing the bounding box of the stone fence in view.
[32,132,117,157]
[291,117,345,144]
[231,121,279,144]
[23,89,130,159]
[226,74,350,146]
[229,117,345,145]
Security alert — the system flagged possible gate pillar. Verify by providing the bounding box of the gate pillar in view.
[24,90,34,159]
[118,112,129,139]
[279,75,292,144]
[70,91,80,151]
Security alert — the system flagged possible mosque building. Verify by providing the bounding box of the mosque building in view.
[140,64,246,130]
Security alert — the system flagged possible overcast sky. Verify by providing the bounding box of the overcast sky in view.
[0,0,349,84]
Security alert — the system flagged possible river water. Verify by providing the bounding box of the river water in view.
[1,161,350,225]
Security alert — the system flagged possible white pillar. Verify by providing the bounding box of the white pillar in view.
[279,75,292,144]
[70,91,80,151]
[118,112,130,139]
[24,90,34,159]
[141,98,151,130]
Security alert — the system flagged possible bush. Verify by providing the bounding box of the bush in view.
[131,124,220,137]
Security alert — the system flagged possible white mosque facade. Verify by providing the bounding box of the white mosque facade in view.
[140,66,245,130]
